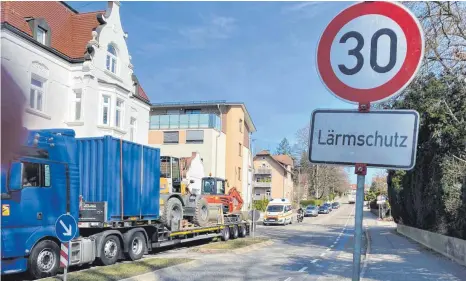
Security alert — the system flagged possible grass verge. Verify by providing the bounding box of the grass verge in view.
[41,258,192,281]
[194,237,270,250]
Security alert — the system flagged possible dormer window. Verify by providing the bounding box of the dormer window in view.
[26,18,51,46]
[106,44,118,74]
[36,27,46,44]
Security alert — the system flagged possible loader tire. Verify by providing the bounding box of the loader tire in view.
[193,197,209,227]
[162,197,183,230]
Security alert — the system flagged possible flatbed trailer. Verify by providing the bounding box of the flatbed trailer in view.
[1,129,250,279]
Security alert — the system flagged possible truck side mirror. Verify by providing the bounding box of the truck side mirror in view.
[9,162,23,191]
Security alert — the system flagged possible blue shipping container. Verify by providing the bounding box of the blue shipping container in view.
[77,136,160,221]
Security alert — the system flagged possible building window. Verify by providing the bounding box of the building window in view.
[36,27,46,44]
[239,143,242,156]
[238,167,241,181]
[186,130,204,144]
[106,44,117,74]
[29,77,45,112]
[70,90,82,121]
[266,190,271,198]
[115,99,124,128]
[164,131,179,144]
[167,110,179,115]
[129,117,137,141]
[185,109,201,114]
[101,95,111,125]
[239,119,243,133]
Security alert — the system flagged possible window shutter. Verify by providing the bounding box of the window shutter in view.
[164,131,179,143]
[186,130,204,143]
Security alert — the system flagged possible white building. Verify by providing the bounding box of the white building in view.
[1,1,150,144]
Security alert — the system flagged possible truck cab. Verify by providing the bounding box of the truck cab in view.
[1,129,80,277]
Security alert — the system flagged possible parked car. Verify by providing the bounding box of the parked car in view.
[319,206,330,214]
[304,205,319,217]
[332,202,340,209]
[323,203,333,211]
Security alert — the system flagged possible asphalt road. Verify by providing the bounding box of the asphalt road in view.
[152,202,360,281]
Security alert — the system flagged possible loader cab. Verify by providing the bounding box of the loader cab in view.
[160,156,182,194]
[201,177,227,195]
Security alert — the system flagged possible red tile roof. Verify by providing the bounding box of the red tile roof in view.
[256,150,271,156]
[137,84,149,102]
[1,1,102,59]
[272,155,294,167]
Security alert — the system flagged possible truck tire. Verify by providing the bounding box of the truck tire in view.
[98,235,121,266]
[192,198,209,227]
[231,225,239,239]
[238,224,247,237]
[220,226,230,241]
[126,232,145,261]
[27,240,60,279]
[162,197,183,229]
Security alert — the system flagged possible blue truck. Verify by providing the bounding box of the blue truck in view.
[1,129,249,279]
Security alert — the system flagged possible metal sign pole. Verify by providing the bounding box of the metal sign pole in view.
[352,163,367,281]
[63,242,69,281]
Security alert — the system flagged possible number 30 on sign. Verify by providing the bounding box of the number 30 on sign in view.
[316,1,424,104]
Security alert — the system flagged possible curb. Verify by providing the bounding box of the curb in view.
[119,259,202,281]
[190,239,273,254]
[360,223,371,279]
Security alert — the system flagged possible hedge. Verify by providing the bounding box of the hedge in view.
[253,198,269,212]
[299,199,323,207]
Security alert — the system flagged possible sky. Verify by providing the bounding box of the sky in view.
[68,1,383,184]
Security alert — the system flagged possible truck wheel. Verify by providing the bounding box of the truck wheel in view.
[238,224,247,237]
[162,197,183,229]
[220,226,230,241]
[98,235,121,266]
[193,198,209,227]
[126,232,145,261]
[231,225,239,239]
[27,240,60,279]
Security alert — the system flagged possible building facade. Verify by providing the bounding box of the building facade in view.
[1,1,150,143]
[148,101,256,210]
[253,150,294,202]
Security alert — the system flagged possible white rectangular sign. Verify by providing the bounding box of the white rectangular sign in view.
[309,109,420,170]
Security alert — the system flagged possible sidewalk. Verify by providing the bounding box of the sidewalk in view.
[362,210,466,281]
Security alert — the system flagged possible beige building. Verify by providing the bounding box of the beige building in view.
[148,101,256,210]
[253,150,294,201]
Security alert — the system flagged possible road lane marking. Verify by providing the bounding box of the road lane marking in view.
[311,259,318,263]
[326,248,331,251]
[284,278,293,281]
[320,252,326,257]
[298,267,308,272]
[330,244,335,248]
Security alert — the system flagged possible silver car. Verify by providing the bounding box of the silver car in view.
[304,206,319,217]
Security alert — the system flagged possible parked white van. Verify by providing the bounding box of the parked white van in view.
[263,198,293,226]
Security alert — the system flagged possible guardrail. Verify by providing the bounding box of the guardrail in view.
[397,224,466,267]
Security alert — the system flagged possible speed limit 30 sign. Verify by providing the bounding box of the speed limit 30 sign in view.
[316,1,424,104]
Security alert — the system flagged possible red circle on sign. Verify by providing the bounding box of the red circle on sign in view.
[316,2,424,104]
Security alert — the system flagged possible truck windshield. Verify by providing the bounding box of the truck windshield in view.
[267,205,284,212]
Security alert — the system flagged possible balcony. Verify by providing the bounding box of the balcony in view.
[150,114,221,131]
[255,168,272,175]
[253,181,272,188]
